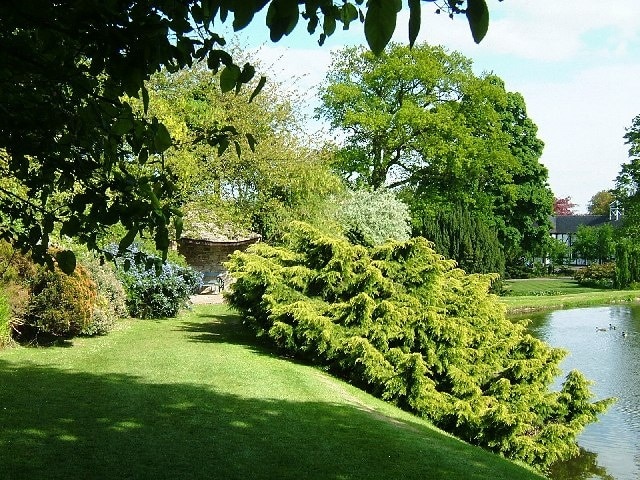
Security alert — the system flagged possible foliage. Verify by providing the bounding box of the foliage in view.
[0,239,127,339]
[574,263,615,289]
[0,289,12,348]
[615,114,640,238]
[22,264,98,338]
[334,189,411,246]
[73,249,129,335]
[554,197,577,216]
[544,237,571,270]
[317,44,552,269]
[0,1,488,270]
[141,63,344,244]
[412,203,505,276]
[75,250,128,318]
[110,245,202,319]
[225,221,612,469]
[572,224,616,264]
[587,190,615,216]
[614,239,640,289]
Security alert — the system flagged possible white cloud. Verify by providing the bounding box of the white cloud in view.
[395,0,640,62]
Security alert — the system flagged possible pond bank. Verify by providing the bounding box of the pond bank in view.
[500,289,640,314]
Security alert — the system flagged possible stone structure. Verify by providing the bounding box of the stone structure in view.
[178,235,260,276]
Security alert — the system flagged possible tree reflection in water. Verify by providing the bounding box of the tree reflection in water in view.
[548,447,614,480]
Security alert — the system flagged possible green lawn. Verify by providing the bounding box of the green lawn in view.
[0,305,544,480]
[501,277,640,313]
[502,277,602,296]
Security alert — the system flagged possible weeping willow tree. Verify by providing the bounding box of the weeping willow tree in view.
[225,222,612,469]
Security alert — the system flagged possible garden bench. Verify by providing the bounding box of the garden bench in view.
[201,271,225,294]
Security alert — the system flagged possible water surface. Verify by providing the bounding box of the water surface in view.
[515,306,640,480]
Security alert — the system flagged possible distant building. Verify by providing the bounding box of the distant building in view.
[550,201,623,265]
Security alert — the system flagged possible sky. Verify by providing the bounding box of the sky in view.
[224,1,640,213]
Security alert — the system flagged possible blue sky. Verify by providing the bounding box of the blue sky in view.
[223,1,640,212]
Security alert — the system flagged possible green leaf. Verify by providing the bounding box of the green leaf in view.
[323,13,336,36]
[155,225,170,252]
[249,76,267,103]
[239,63,256,84]
[341,4,358,30]
[233,2,256,31]
[266,0,299,42]
[174,215,184,239]
[154,123,173,152]
[119,227,138,253]
[55,250,76,275]
[218,137,230,156]
[138,148,149,164]
[111,117,134,136]
[246,133,258,152]
[364,0,401,55]
[141,85,150,114]
[60,217,82,237]
[408,0,421,47]
[220,64,241,93]
[466,0,489,44]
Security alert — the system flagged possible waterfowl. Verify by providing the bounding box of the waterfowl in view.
[609,323,617,330]
[622,331,628,337]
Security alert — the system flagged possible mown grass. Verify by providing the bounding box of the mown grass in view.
[501,278,640,313]
[502,277,603,296]
[0,304,544,480]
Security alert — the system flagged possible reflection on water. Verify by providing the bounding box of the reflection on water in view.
[514,306,640,480]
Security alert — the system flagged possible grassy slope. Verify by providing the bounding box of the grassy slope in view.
[0,305,544,480]
[500,278,640,313]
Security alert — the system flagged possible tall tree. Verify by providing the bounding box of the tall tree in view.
[488,77,553,264]
[317,44,552,270]
[141,63,343,243]
[0,0,491,269]
[615,114,640,237]
[587,190,615,216]
[553,196,577,216]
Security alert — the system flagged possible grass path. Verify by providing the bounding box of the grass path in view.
[0,305,544,480]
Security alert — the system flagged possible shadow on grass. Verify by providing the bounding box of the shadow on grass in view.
[176,307,286,362]
[178,310,256,345]
[0,360,540,480]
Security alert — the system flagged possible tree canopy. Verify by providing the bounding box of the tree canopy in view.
[317,44,552,271]
[553,197,577,216]
[0,0,492,270]
[587,190,615,216]
[139,62,343,243]
[615,114,640,237]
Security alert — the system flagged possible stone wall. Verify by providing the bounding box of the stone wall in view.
[178,242,244,274]
[178,237,262,276]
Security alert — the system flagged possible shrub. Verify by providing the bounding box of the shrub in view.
[225,221,613,469]
[24,264,98,338]
[75,249,128,318]
[0,289,13,348]
[334,189,411,246]
[574,263,615,288]
[1,241,123,340]
[109,245,202,318]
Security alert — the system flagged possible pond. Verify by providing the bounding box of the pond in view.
[513,306,640,480]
